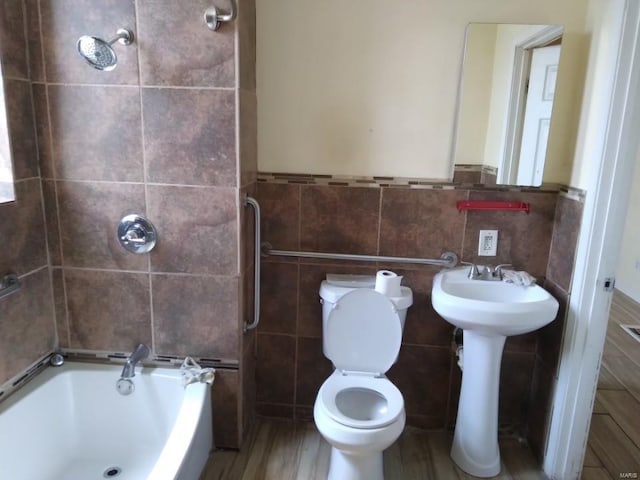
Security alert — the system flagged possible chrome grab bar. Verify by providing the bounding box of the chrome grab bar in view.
[241,193,456,333]
[262,246,459,268]
[204,0,237,31]
[0,273,20,300]
[243,196,261,332]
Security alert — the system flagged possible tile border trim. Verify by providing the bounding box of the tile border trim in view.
[257,172,585,194]
[0,349,239,406]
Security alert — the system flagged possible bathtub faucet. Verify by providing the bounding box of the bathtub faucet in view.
[120,344,150,379]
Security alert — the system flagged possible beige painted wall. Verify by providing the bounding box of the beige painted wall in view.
[455,25,496,166]
[569,0,621,190]
[257,0,589,180]
[616,147,640,302]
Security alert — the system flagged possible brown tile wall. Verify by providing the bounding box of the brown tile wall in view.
[527,194,584,460]
[0,0,56,385]
[0,0,577,455]
[7,0,258,449]
[255,181,565,434]
[451,165,497,186]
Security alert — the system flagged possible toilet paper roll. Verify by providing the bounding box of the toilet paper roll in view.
[374,270,403,297]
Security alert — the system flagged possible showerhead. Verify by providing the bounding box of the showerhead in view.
[77,28,133,71]
[77,36,117,70]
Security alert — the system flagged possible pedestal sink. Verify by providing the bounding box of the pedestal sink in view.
[431,266,559,477]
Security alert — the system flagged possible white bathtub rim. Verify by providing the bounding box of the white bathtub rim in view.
[0,361,213,480]
[149,381,210,480]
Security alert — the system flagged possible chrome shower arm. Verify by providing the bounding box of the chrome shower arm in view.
[107,29,134,46]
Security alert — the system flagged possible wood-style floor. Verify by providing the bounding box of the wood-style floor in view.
[584,289,640,479]
[201,419,547,479]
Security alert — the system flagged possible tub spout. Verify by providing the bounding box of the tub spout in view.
[121,344,150,378]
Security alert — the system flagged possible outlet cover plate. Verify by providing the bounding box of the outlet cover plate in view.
[478,230,498,256]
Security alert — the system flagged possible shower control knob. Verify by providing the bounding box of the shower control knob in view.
[117,215,157,254]
[122,228,146,244]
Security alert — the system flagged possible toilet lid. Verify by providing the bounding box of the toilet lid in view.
[326,289,402,374]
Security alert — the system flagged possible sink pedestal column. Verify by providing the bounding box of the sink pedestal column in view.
[451,330,506,477]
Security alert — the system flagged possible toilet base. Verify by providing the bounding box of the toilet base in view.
[328,448,383,480]
[314,381,406,480]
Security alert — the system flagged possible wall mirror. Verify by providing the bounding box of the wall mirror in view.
[0,55,16,204]
[451,23,565,187]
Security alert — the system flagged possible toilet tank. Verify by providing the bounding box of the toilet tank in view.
[319,274,413,357]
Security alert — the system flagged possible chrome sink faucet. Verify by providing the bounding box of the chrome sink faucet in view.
[461,262,512,281]
[120,343,150,378]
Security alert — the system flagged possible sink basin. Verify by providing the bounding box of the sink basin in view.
[432,266,559,336]
[431,266,559,477]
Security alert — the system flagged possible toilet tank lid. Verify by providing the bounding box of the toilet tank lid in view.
[326,273,376,288]
[320,277,413,309]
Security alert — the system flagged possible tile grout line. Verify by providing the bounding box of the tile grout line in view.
[3,74,31,83]
[545,197,561,282]
[53,265,242,278]
[134,0,155,354]
[293,323,299,421]
[20,0,30,82]
[293,261,301,420]
[234,11,242,282]
[599,407,640,453]
[37,179,59,347]
[16,264,48,279]
[43,72,72,346]
[42,178,240,190]
[459,189,470,261]
[34,0,46,83]
[35,82,237,91]
[24,0,60,349]
[12,176,40,183]
[294,184,302,420]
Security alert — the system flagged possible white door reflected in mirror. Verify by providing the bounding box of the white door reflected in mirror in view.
[452,23,564,187]
[0,55,15,204]
[515,44,560,185]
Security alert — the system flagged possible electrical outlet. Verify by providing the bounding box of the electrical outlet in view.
[478,230,498,256]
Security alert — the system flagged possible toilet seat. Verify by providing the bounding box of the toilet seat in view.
[319,373,404,429]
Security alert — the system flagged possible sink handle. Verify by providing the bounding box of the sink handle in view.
[461,261,481,279]
[496,263,512,271]
[495,264,512,279]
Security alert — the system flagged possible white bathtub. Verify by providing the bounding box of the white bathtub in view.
[0,361,212,480]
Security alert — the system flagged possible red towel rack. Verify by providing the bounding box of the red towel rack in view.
[456,201,530,213]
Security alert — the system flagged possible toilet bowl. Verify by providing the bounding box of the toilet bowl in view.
[314,276,413,480]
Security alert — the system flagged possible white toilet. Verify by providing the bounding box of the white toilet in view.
[314,274,413,480]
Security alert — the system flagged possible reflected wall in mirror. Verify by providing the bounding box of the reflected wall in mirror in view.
[452,23,564,187]
[0,55,15,203]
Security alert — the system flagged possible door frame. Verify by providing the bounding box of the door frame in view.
[544,1,640,478]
